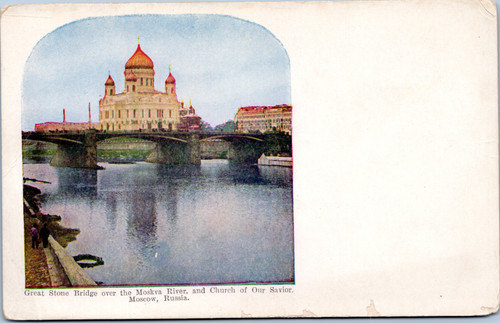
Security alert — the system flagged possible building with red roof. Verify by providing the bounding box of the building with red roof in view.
[234,104,292,134]
[99,42,183,131]
[178,100,202,132]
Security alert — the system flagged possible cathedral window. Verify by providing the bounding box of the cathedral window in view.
[118,110,121,118]
[132,85,136,92]
[127,85,129,92]
[148,109,151,118]
[141,78,143,86]
[133,110,136,118]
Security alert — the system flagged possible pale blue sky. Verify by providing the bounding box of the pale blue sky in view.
[22,14,291,130]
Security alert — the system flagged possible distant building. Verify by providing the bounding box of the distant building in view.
[99,42,182,131]
[234,104,292,134]
[35,121,99,132]
[34,107,98,132]
[178,100,202,132]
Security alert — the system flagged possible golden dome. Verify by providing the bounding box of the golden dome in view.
[124,69,138,81]
[125,44,154,69]
[165,73,176,84]
[105,75,115,85]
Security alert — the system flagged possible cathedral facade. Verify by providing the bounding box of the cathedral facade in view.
[99,43,181,132]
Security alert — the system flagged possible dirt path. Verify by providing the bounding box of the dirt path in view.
[24,211,51,287]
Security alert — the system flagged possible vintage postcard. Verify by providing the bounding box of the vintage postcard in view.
[2,0,499,320]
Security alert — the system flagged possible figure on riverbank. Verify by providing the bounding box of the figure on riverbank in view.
[40,224,50,248]
[30,224,39,249]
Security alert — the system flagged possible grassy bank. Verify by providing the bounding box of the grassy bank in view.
[23,149,152,158]
[97,149,151,158]
[23,150,56,157]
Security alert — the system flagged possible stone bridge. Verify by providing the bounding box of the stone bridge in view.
[22,130,272,168]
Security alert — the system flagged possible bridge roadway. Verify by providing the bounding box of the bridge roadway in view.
[22,130,269,168]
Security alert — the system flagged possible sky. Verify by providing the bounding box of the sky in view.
[22,14,291,130]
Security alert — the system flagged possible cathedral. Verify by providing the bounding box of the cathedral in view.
[99,42,184,132]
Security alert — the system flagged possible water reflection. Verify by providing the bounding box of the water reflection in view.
[127,190,158,263]
[155,164,202,182]
[56,168,98,198]
[162,181,179,224]
[23,156,52,164]
[104,193,118,230]
[258,165,293,186]
[23,160,294,285]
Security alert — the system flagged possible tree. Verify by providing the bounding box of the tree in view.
[264,130,292,156]
[200,120,213,132]
[214,120,236,133]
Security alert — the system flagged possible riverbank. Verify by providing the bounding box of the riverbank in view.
[23,182,81,287]
[24,208,51,287]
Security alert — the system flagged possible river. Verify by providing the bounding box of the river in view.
[23,159,294,286]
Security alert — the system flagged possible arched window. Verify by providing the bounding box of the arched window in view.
[110,89,113,95]
[140,78,143,86]
[127,85,129,92]
[132,85,135,92]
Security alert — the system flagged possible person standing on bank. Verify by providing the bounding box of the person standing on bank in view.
[30,224,39,249]
[40,223,50,249]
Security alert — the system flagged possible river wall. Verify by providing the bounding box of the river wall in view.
[45,236,97,287]
[257,154,293,167]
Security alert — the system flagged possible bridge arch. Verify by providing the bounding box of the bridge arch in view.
[200,134,264,142]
